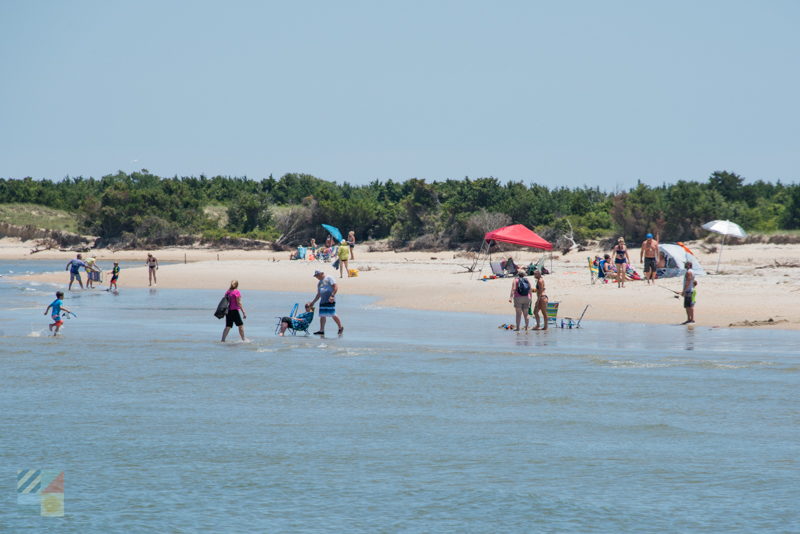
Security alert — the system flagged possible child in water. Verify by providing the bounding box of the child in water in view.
[107,262,120,291]
[278,303,315,336]
[44,291,72,336]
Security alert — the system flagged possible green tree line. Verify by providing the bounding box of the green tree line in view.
[1,170,798,247]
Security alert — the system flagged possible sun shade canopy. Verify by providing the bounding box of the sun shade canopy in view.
[484,224,553,250]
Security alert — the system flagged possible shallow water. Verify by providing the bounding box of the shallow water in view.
[1,260,798,532]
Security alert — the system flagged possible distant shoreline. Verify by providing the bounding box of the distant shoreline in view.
[6,237,800,331]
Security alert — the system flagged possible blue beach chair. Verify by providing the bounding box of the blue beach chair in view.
[275,303,312,336]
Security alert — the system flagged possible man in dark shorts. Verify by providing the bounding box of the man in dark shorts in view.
[681,261,695,325]
[640,232,660,285]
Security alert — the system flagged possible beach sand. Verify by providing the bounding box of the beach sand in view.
[4,237,800,330]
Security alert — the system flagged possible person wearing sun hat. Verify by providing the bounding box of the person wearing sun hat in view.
[640,232,660,285]
[308,270,343,336]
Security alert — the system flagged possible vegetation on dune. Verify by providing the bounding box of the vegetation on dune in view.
[0,170,797,249]
[0,203,80,233]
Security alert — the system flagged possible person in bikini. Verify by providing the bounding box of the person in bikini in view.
[532,270,549,330]
[146,253,159,286]
[640,232,660,285]
[612,237,631,288]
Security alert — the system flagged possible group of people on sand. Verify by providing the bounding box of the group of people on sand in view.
[219,270,344,342]
[292,232,357,279]
[594,233,697,324]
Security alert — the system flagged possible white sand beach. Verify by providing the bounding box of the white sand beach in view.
[4,237,800,330]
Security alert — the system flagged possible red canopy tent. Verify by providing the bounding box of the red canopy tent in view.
[484,224,552,250]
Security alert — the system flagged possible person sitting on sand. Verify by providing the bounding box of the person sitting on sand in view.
[508,271,532,331]
[532,270,549,330]
[597,254,613,282]
[502,257,518,275]
[278,303,315,336]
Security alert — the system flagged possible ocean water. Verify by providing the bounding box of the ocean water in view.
[1,260,798,533]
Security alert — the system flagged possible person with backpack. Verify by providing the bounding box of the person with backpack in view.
[508,271,532,331]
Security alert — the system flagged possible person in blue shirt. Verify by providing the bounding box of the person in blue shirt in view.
[65,254,86,290]
[278,303,315,336]
[44,291,72,335]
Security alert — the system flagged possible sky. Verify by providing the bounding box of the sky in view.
[1,0,798,189]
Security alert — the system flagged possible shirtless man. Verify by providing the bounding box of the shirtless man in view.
[681,261,695,325]
[640,232,660,285]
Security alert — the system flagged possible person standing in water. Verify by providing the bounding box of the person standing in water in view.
[681,261,696,325]
[640,232,660,285]
[221,280,247,342]
[44,291,72,335]
[508,271,532,331]
[309,270,343,336]
[107,262,121,291]
[611,237,630,288]
[532,270,549,330]
[65,254,86,290]
[146,253,159,286]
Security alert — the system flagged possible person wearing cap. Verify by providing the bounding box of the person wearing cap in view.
[308,270,343,335]
[640,232,660,285]
[680,261,696,324]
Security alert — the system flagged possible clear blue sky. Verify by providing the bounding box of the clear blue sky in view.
[1,0,798,189]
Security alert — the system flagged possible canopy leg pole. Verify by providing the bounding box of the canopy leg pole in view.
[716,234,725,273]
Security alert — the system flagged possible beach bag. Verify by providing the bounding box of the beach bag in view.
[332,258,340,269]
[348,268,359,277]
[214,295,229,319]
[517,277,531,296]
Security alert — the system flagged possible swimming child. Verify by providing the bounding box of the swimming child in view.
[43,291,72,336]
[107,262,120,291]
[278,303,315,336]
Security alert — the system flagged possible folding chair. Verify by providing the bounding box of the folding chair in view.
[588,257,598,284]
[490,261,506,277]
[275,303,311,336]
[546,301,559,325]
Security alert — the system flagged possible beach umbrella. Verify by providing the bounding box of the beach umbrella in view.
[321,224,343,242]
[701,219,747,272]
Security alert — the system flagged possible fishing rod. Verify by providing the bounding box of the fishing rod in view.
[660,286,681,298]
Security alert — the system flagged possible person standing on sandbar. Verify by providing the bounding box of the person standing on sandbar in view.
[146,253,159,286]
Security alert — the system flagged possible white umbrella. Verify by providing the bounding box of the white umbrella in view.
[702,220,747,272]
